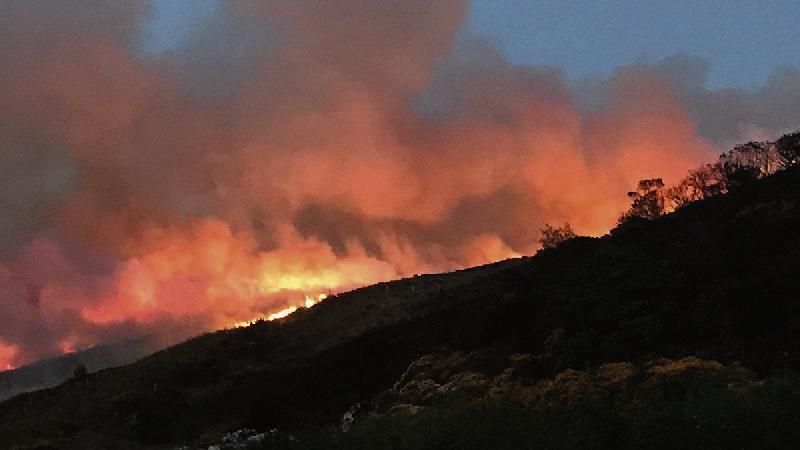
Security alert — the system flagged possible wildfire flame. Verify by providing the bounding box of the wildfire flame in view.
[231,294,329,328]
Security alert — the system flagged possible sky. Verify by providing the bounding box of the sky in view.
[139,0,218,53]
[468,0,800,88]
[142,0,800,88]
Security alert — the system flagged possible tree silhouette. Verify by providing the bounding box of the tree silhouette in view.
[720,142,775,189]
[621,130,800,222]
[539,223,576,249]
[622,178,667,221]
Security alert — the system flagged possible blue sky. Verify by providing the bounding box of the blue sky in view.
[141,0,800,88]
[468,0,800,88]
[139,0,217,54]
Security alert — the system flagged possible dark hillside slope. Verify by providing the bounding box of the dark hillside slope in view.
[1,167,799,449]
[494,166,800,374]
[0,336,165,402]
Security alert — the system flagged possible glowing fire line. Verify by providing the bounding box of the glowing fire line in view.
[231,293,328,328]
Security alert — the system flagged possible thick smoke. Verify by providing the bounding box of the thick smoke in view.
[0,0,796,368]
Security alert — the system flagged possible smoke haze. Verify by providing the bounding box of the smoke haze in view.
[1,0,798,369]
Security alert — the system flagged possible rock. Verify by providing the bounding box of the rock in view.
[397,378,442,404]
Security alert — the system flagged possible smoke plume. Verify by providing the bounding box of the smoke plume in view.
[0,0,796,368]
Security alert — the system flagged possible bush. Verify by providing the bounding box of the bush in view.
[540,223,577,249]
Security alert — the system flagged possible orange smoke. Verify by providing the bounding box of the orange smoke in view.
[3,0,788,369]
[78,220,395,328]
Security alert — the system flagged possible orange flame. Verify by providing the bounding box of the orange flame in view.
[231,293,328,328]
[73,220,397,329]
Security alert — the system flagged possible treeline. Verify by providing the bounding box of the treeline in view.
[621,131,800,222]
[539,132,799,248]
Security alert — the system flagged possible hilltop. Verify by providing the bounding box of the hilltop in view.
[1,164,800,449]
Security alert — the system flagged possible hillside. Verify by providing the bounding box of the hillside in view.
[0,337,167,403]
[1,166,800,449]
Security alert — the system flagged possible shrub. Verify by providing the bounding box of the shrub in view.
[540,223,577,249]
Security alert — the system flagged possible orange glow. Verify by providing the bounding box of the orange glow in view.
[75,220,397,329]
[231,293,328,328]
[267,306,298,321]
[0,0,733,368]
[0,341,17,371]
[59,336,79,354]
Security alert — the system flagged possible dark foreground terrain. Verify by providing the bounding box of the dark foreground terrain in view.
[2,166,800,449]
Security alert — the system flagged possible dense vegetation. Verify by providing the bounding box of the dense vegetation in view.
[1,135,800,449]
